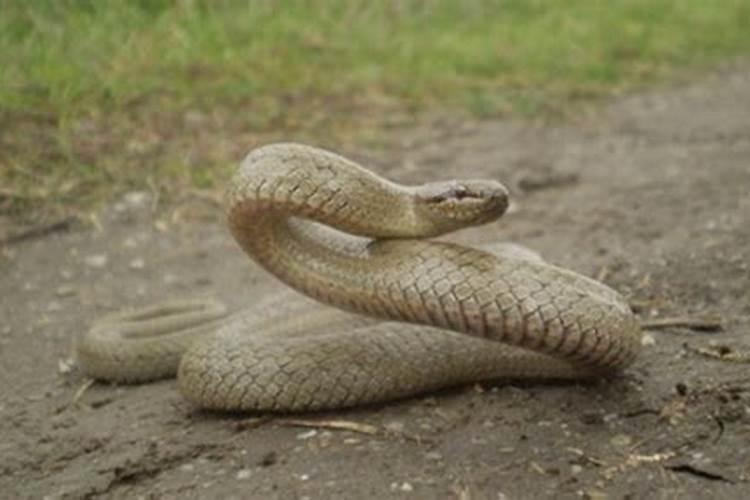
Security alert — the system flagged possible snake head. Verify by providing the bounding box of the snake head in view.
[414,179,509,234]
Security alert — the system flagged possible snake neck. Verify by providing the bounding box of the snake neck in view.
[229,212,378,302]
[226,143,428,314]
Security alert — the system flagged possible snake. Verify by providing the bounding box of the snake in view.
[76,143,642,412]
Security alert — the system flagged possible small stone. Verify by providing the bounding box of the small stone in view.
[84,254,108,268]
[180,463,195,472]
[236,469,252,480]
[425,451,443,461]
[296,429,317,440]
[641,333,656,346]
[123,191,151,209]
[47,301,62,312]
[123,237,138,248]
[60,269,73,280]
[603,413,618,423]
[129,258,145,270]
[399,482,413,492]
[299,474,310,481]
[571,464,583,475]
[58,358,75,375]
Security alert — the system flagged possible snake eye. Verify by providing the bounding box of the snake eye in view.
[424,183,476,203]
[452,185,470,200]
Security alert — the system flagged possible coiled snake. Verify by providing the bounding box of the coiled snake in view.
[77,143,641,412]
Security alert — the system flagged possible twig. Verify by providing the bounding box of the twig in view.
[278,418,431,444]
[640,316,723,332]
[70,378,96,406]
[281,418,379,435]
[684,344,750,363]
[233,416,273,432]
[0,216,77,244]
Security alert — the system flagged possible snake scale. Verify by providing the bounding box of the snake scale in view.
[77,143,641,412]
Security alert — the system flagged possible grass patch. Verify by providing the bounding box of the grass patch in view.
[2,0,750,217]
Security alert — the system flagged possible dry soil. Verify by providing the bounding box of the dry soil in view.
[1,67,750,499]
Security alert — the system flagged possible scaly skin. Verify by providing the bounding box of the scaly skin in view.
[77,143,641,412]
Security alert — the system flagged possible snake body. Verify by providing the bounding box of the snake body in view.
[77,143,641,412]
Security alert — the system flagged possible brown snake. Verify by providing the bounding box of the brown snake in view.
[77,143,641,412]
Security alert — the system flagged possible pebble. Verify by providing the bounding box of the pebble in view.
[58,358,74,375]
[129,258,145,270]
[296,429,317,440]
[236,469,252,480]
[641,333,656,346]
[390,482,413,492]
[84,254,108,268]
[424,451,443,461]
[571,464,583,475]
[122,191,151,209]
[180,463,195,472]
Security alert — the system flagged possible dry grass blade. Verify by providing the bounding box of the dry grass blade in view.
[70,379,96,406]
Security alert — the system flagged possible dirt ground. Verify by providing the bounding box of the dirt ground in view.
[2,66,750,500]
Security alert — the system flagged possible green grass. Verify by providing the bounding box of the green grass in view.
[2,0,750,217]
